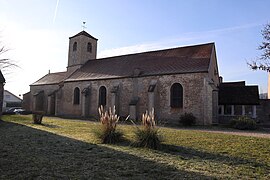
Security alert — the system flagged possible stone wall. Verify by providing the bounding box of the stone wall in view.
[57,72,215,125]
[30,72,219,125]
[207,46,220,86]
[22,92,31,111]
[30,84,60,113]
[68,35,97,68]
[257,99,270,125]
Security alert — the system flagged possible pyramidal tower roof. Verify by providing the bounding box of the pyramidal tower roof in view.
[69,30,98,40]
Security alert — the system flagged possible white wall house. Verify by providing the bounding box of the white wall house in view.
[2,90,22,112]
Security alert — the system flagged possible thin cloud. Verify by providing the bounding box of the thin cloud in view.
[53,0,60,24]
[200,22,262,35]
[98,22,262,58]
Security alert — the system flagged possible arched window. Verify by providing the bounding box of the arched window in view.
[73,87,80,104]
[73,42,77,51]
[99,86,106,107]
[170,83,183,108]
[87,42,92,53]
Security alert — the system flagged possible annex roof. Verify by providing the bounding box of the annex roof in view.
[31,72,67,86]
[65,43,214,82]
[219,82,259,105]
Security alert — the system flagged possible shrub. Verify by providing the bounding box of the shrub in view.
[179,113,196,126]
[230,116,257,130]
[32,111,44,124]
[94,106,123,144]
[133,109,162,149]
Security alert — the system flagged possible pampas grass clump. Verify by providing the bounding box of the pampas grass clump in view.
[134,108,162,149]
[94,106,123,144]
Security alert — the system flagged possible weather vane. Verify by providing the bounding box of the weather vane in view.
[82,21,86,31]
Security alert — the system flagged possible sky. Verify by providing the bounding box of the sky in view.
[0,0,270,98]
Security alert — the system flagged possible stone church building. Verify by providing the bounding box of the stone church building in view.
[28,31,220,125]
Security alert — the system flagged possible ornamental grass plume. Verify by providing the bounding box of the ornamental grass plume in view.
[142,108,156,130]
[134,108,162,149]
[98,105,120,131]
[94,105,123,144]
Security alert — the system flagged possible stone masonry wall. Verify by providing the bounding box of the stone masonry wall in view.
[30,84,60,113]
[59,72,210,125]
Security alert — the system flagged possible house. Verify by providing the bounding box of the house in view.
[27,30,220,125]
[0,70,5,116]
[218,81,259,124]
[2,90,22,112]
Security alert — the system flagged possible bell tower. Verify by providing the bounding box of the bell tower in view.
[67,31,98,73]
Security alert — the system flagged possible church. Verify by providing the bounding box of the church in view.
[27,30,220,125]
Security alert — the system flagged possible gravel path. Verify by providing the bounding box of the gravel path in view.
[195,128,270,138]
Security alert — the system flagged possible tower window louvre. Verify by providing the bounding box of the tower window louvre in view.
[73,42,77,51]
[87,42,92,53]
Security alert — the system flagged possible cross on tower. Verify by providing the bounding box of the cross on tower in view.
[82,21,86,31]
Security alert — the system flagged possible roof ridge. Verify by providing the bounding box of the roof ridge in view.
[47,71,67,75]
[94,42,215,61]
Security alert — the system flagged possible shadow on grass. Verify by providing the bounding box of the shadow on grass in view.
[116,138,269,169]
[0,121,212,179]
[160,144,268,167]
[40,123,60,128]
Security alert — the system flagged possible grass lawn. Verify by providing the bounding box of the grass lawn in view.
[1,115,270,179]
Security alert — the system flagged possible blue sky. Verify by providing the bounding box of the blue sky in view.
[0,0,270,97]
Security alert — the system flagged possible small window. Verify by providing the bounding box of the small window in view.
[73,42,77,51]
[87,42,92,53]
[73,87,80,104]
[170,83,183,108]
[99,86,106,107]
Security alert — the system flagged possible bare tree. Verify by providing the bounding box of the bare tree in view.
[0,42,18,73]
[248,23,270,71]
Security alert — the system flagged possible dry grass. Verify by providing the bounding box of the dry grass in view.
[1,115,270,179]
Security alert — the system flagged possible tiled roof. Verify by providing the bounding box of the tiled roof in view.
[65,43,214,82]
[0,70,5,83]
[219,83,259,105]
[69,31,98,40]
[31,72,67,86]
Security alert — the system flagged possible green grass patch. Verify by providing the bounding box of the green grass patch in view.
[1,115,270,179]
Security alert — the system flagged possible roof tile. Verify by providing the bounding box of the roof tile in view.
[31,72,67,86]
[66,43,214,82]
